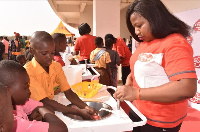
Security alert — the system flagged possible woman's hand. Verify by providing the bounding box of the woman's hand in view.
[113,85,138,101]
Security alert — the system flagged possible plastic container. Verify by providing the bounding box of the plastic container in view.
[71,82,103,98]
[62,65,82,86]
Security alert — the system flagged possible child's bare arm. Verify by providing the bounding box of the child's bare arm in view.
[41,97,94,120]
[37,107,68,132]
[64,89,97,115]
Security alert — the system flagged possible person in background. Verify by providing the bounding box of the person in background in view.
[114,0,197,132]
[25,31,97,120]
[52,33,67,67]
[0,82,14,132]
[135,40,140,49]
[0,36,5,61]
[105,38,120,87]
[19,36,26,55]
[23,36,30,48]
[52,33,77,67]
[105,34,132,85]
[1,36,9,60]
[123,38,127,43]
[11,38,21,61]
[0,60,68,132]
[90,37,112,86]
[16,54,26,66]
[128,40,132,52]
[74,23,96,64]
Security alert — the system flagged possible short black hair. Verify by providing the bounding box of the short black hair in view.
[52,33,66,45]
[95,37,103,47]
[78,23,91,36]
[16,55,25,62]
[105,34,116,41]
[30,31,53,49]
[105,38,114,48]
[0,60,26,87]
[126,0,191,42]
[0,36,3,39]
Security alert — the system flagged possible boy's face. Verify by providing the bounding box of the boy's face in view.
[10,71,30,105]
[32,41,55,68]
[60,39,67,53]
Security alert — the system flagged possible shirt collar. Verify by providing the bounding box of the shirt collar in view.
[31,57,54,75]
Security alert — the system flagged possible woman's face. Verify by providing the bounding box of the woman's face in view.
[130,12,154,42]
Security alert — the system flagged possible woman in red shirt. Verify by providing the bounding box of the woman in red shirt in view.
[74,23,96,64]
[114,0,197,132]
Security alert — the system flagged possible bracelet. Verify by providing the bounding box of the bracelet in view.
[137,88,141,100]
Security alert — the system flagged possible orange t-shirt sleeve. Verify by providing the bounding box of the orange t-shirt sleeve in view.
[55,63,71,92]
[164,40,197,81]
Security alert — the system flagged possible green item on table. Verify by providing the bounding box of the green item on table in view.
[54,86,58,91]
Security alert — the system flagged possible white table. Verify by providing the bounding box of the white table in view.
[53,88,146,132]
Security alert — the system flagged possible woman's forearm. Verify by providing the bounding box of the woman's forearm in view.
[140,78,197,102]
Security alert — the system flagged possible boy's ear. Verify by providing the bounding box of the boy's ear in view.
[58,42,63,47]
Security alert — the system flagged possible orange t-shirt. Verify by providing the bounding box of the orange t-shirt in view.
[74,34,96,61]
[112,37,132,66]
[130,33,197,128]
[24,57,70,101]
[90,48,111,69]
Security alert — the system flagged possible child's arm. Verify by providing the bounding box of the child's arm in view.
[37,107,68,132]
[41,97,94,120]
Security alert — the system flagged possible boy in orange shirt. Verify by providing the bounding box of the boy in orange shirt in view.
[90,37,112,86]
[24,31,96,120]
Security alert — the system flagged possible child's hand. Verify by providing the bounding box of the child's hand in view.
[28,107,43,121]
[85,106,98,115]
[79,109,94,120]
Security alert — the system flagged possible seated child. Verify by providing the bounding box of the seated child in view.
[105,38,120,87]
[16,54,26,66]
[52,33,66,67]
[0,82,14,132]
[0,60,68,132]
[25,31,96,120]
[90,37,113,86]
[52,33,77,66]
